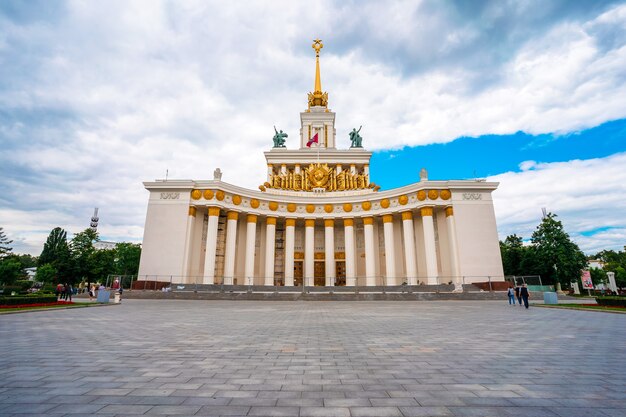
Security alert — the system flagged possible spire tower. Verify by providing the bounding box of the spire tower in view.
[308,39,328,108]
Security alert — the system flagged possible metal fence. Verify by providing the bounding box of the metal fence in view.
[128,274,511,294]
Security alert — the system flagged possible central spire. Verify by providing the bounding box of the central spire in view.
[308,39,328,108]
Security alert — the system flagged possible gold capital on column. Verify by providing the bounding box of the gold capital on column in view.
[227,211,239,220]
[445,207,454,217]
[324,219,334,228]
[266,217,277,225]
[363,217,374,225]
[188,206,197,217]
[344,218,354,227]
[207,207,220,217]
[286,218,296,227]
[247,214,257,223]
[421,207,433,217]
[305,219,315,228]
[401,211,413,220]
[382,214,394,223]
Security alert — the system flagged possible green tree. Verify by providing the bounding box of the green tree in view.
[39,227,72,282]
[114,242,141,276]
[500,234,525,276]
[70,228,99,286]
[589,267,607,286]
[530,213,587,287]
[91,249,116,284]
[0,227,13,258]
[0,257,23,285]
[35,263,57,284]
[594,247,626,289]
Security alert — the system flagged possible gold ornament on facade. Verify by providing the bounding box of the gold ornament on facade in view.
[232,195,242,205]
[306,204,315,213]
[305,219,315,227]
[380,198,390,209]
[208,207,220,216]
[286,218,296,227]
[227,211,239,220]
[191,189,202,200]
[445,207,454,217]
[421,207,433,217]
[247,214,257,223]
[428,189,439,200]
[262,162,370,193]
[215,190,225,201]
[294,252,304,259]
[203,190,214,200]
[363,217,374,225]
[288,203,297,213]
[335,252,345,259]
[269,201,279,211]
[324,219,334,227]
[188,206,197,217]
[440,189,451,200]
[314,252,325,260]
[362,201,371,211]
[250,198,260,209]
[344,218,354,227]
[324,204,333,213]
[382,214,394,223]
[417,190,427,201]
[398,195,408,205]
[401,211,413,220]
[266,217,277,225]
[343,203,353,212]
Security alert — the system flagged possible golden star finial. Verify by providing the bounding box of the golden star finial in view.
[312,39,323,57]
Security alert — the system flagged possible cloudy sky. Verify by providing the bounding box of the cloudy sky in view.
[1,0,626,256]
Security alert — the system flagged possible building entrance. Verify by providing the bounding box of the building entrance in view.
[294,261,303,286]
[335,261,346,286]
[314,261,325,286]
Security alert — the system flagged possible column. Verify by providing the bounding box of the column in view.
[222,211,238,285]
[421,207,439,285]
[401,211,418,285]
[344,219,356,286]
[202,207,220,285]
[304,219,315,286]
[181,206,196,282]
[363,217,376,286]
[382,214,396,286]
[445,207,461,291]
[324,219,335,286]
[244,214,257,286]
[264,217,277,286]
[285,218,295,286]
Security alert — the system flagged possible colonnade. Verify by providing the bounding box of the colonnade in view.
[185,206,460,286]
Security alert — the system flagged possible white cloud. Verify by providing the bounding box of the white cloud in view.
[1,1,626,255]
[490,152,626,254]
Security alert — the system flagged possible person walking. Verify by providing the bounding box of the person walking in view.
[507,286,516,305]
[520,284,530,309]
[514,285,522,306]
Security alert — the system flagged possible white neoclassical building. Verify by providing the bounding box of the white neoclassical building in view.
[138,40,504,288]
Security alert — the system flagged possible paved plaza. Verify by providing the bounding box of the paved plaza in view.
[0,300,625,417]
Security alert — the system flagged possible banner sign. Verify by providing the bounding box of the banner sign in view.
[581,270,593,289]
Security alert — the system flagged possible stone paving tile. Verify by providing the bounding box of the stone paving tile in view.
[300,406,351,416]
[1,300,625,416]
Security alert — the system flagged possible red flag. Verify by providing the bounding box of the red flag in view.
[306,132,319,147]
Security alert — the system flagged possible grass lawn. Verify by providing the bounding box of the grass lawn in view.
[535,303,626,313]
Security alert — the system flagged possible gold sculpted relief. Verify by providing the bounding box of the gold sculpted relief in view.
[261,163,374,193]
[203,190,214,200]
[191,189,202,200]
[440,189,451,200]
[417,190,427,201]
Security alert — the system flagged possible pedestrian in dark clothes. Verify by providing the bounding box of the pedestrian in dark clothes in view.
[514,285,522,306]
[520,284,530,309]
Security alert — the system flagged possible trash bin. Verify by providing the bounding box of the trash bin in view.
[114,292,121,304]
[543,292,558,305]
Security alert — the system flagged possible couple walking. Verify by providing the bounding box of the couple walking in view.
[508,284,530,308]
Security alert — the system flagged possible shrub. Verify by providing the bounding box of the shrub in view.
[595,296,626,307]
[0,295,58,306]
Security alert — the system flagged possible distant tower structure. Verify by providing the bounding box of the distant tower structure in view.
[90,208,99,232]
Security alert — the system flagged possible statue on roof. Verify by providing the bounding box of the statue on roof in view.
[349,126,363,148]
[272,126,288,148]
